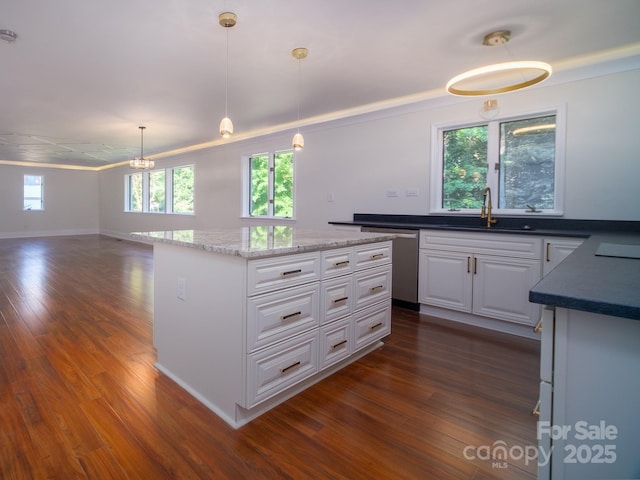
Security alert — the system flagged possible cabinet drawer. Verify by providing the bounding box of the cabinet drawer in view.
[353,264,392,311]
[247,283,320,352]
[353,242,392,270]
[319,317,351,370]
[247,252,320,296]
[321,247,354,279]
[420,230,542,259]
[320,276,352,325]
[246,330,319,408]
[352,302,391,353]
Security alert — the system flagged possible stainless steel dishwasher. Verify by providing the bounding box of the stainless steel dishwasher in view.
[361,227,419,310]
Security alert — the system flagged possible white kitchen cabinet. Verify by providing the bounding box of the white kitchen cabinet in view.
[153,239,391,429]
[418,249,472,312]
[542,237,584,276]
[418,230,542,328]
[472,254,541,325]
[537,307,640,479]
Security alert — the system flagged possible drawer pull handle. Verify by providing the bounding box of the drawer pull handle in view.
[369,322,383,331]
[331,339,347,350]
[280,361,301,374]
[281,269,302,277]
[532,399,541,417]
[533,317,543,333]
[369,285,384,293]
[369,253,384,260]
[281,311,302,321]
[334,260,350,267]
[332,296,348,304]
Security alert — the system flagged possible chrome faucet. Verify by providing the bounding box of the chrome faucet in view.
[481,187,497,228]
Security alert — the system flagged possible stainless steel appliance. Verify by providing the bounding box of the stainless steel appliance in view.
[361,227,419,310]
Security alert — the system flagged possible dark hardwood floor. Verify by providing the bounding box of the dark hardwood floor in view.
[0,235,540,479]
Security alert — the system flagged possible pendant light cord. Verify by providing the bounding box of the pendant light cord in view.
[297,58,301,132]
[225,27,229,117]
[140,126,145,159]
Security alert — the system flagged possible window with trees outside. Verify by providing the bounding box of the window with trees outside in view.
[430,108,565,215]
[24,174,44,211]
[125,165,194,214]
[246,150,294,218]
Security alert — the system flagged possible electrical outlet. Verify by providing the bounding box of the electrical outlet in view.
[406,188,419,197]
[177,277,186,301]
[386,189,399,198]
[327,191,335,202]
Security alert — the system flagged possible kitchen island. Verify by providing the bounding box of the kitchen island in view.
[529,233,640,479]
[131,226,395,428]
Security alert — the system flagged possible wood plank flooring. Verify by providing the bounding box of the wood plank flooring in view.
[0,235,540,479]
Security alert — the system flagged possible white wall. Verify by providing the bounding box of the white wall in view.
[98,68,640,238]
[0,165,99,238]
[2,69,638,240]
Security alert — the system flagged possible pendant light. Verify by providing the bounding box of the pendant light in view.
[446,30,552,96]
[219,12,237,138]
[129,126,154,169]
[291,47,308,151]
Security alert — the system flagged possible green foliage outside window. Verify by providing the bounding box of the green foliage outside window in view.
[126,165,193,214]
[149,170,165,212]
[441,114,556,211]
[273,151,294,217]
[172,166,194,213]
[250,154,269,216]
[129,173,143,212]
[443,126,488,210]
[249,150,294,218]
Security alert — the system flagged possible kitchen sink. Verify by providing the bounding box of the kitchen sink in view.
[428,224,536,233]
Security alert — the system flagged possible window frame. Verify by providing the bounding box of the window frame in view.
[429,105,566,216]
[23,174,45,211]
[242,148,296,220]
[124,164,194,215]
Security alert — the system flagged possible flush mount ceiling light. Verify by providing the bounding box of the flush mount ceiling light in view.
[219,12,237,138]
[0,29,18,43]
[129,126,155,169]
[291,47,308,151]
[446,30,552,96]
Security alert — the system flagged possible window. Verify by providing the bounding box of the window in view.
[246,149,294,218]
[171,166,194,214]
[127,172,143,212]
[148,170,166,213]
[125,165,194,214]
[24,175,44,211]
[430,108,565,215]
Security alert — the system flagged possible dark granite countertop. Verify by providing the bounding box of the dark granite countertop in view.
[529,233,640,320]
[330,214,640,237]
[330,214,640,320]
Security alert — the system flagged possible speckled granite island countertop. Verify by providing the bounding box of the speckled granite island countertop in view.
[529,233,640,320]
[131,226,396,259]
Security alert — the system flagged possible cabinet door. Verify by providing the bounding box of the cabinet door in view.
[543,238,584,276]
[418,249,472,312]
[473,254,541,325]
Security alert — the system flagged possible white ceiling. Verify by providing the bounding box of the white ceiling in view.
[1,0,639,168]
